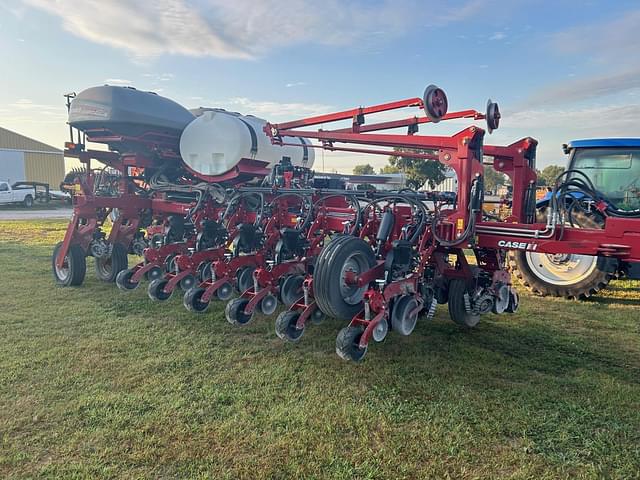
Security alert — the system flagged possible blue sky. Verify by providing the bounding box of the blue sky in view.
[0,0,638,172]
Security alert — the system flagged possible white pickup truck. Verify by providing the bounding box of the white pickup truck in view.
[0,180,36,207]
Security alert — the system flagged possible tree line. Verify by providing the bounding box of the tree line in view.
[352,152,565,191]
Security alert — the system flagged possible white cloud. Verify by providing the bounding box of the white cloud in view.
[520,66,640,107]
[219,97,332,119]
[489,32,506,41]
[285,82,307,88]
[23,0,488,59]
[104,78,132,85]
[143,73,174,82]
[505,104,640,131]
[551,9,640,66]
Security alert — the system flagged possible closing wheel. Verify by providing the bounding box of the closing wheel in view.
[215,282,234,301]
[391,295,419,336]
[95,242,128,282]
[422,84,448,123]
[52,242,86,287]
[183,287,209,313]
[310,308,325,325]
[259,293,278,316]
[179,274,197,291]
[336,326,367,362]
[314,236,377,320]
[509,250,616,299]
[275,311,304,343]
[280,274,304,306]
[447,279,480,328]
[147,278,172,301]
[235,266,255,293]
[116,268,138,290]
[145,266,163,282]
[225,298,253,326]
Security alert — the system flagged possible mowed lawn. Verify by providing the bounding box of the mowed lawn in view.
[1,220,639,479]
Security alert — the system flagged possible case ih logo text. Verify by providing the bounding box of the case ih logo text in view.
[498,240,539,251]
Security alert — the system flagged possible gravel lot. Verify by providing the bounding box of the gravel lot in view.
[0,208,73,220]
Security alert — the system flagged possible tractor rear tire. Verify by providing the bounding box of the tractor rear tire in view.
[314,236,376,320]
[509,250,616,299]
[52,242,86,286]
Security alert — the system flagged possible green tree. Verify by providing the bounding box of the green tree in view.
[380,165,401,174]
[386,147,447,190]
[537,165,565,186]
[352,163,375,175]
[483,165,508,192]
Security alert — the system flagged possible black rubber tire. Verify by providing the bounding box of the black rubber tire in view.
[183,287,209,313]
[313,235,353,319]
[447,279,480,328]
[280,274,304,306]
[335,326,367,362]
[314,236,376,320]
[275,311,304,343]
[225,298,253,326]
[95,242,128,282]
[23,195,33,208]
[52,242,86,287]
[115,268,138,290]
[509,250,617,300]
[148,278,172,301]
[235,266,255,294]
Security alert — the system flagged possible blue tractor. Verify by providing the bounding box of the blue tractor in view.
[510,138,640,298]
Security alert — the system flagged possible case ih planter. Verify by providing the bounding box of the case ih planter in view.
[53,84,640,362]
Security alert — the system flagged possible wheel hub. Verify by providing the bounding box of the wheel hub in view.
[525,251,598,286]
[340,253,369,305]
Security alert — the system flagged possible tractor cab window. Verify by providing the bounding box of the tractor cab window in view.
[0,182,8,192]
[570,148,640,210]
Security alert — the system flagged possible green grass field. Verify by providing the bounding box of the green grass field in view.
[1,220,639,479]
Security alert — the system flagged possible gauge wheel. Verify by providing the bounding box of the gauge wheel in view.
[280,274,304,306]
[235,266,255,294]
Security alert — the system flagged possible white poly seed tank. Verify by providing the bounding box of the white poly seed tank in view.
[179,109,314,177]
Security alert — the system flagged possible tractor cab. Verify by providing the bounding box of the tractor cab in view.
[563,138,640,211]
